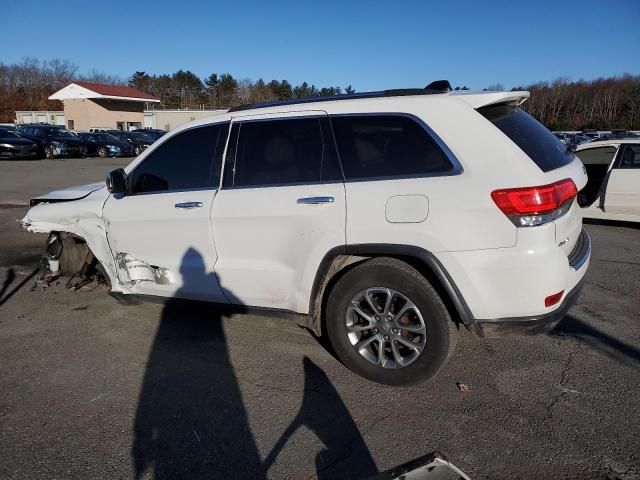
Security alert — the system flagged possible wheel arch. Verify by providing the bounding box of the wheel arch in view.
[306,244,476,337]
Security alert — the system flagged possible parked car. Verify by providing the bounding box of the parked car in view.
[88,127,112,133]
[21,84,590,385]
[19,125,86,158]
[106,130,154,156]
[133,128,166,141]
[575,139,640,222]
[0,127,39,160]
[76,132,134,157]
[553,132,572,145]
[592,130,640,142]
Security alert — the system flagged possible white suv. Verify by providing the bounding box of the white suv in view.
[21,84,591,385]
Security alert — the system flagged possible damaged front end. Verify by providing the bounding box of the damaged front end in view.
[21,183,122,293]
[35,232,109,291]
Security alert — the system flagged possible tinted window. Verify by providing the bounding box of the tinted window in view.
[225,117,340,188]
[129,123,229,194]
[479,105,574,172]
[331,115,454,180]
[575,146,617,166]
[618,145,640,169]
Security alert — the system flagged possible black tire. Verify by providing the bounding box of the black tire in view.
[98,147,107,158]
[44,146,54,159]
[134,146,143,156]
[326,257,457,386]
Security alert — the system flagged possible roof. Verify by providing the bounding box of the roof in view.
[576,138,640,149]
[228,79,529,113]
[49,82,160,103]
[228,88,446,113]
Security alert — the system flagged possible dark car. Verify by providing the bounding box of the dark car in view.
[76,132,134,157]
[107,130,156,155]
[133,128,166,141]
[0,127,39,160]
[19,125,86,158]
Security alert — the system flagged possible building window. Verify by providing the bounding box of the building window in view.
[67,120,75,130]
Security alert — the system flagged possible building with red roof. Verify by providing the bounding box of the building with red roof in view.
[49,82,160,131]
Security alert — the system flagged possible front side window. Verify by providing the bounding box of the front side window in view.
[224,117,340,188]
[129,123,229,194]
[331,115,455,180]
[617,144,640,169]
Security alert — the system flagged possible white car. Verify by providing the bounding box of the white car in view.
[575,139,640,222]
[21,83,591,385]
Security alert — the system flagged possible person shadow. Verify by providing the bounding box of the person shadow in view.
[132,247,376,479]
[262,357,378,479]
[131,247,262,479]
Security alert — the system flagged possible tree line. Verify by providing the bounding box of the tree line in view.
[128,70,353,110]
[513,75,640,131]
[0,58,638,129]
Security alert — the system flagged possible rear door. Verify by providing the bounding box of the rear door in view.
[211,111,345,313]
[605,144,640,215]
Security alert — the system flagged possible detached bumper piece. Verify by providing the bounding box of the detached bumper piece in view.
[473,277,585,338]
[368,451,470,480]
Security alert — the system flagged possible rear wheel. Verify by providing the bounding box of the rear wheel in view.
[134,146,143,156]
[326,257,457,386]
[98,147,107,158]
[44,146,54,159]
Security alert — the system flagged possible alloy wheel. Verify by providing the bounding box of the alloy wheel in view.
[345,287,427,368]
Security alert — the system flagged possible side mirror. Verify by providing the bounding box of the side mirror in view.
[106,168,128,194]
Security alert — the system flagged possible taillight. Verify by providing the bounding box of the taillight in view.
[491,178,577,227]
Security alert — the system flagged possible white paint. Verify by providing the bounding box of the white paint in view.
[20,88,593,322]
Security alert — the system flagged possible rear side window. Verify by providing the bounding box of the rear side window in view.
[224,117,340,188]
[130,123,229,194]
[331,115,455,180]
[575,146,617,165]
[478,105,573,172]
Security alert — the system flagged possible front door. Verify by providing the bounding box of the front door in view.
[605,144,640,216]
[211,111,346,313]
[103,122,230,302]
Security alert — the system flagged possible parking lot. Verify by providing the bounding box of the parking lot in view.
[0,158,639,479]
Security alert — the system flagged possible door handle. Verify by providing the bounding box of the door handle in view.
[297,196,335,205]
[175,201,203,209]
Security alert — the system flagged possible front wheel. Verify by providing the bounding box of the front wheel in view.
[98,147,107,158]
[134,146,143,156]
[325,257,457,386]
[44,146,54,159]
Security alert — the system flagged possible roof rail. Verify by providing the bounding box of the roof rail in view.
[228,80,452,113]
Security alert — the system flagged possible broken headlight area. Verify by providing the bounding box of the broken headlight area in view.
[35,232,109,291]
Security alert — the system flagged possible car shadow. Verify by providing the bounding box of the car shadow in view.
[583,218,640,230]
[551,314,640,368]
[132,247,376,479]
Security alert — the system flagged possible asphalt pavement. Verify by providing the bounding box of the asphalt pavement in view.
[0,158,639,479]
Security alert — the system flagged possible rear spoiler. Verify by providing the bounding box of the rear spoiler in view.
[450,90,530,109]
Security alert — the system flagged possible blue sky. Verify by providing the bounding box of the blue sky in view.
[2,0,639,91]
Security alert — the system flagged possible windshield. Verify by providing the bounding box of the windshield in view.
[94,133,118,142]
[45,127,74,138]
[478,104,574,172]
[0,130,20,138]
[130,132,154,142]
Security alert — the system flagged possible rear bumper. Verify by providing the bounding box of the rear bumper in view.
[473,275,585,337]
